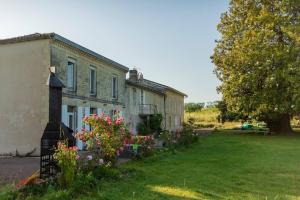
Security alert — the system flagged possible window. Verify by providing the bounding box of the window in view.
[140,89,144,104]
[90,107,97,115]
[169,116,172,128]
[110,109,117,118]
[67,60,76,90]
[67,106,76,131]
[89,67,96,95]
[112,76,118,99]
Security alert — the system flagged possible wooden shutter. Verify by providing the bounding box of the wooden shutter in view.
[77,107,84,150]
[61,105,68,125]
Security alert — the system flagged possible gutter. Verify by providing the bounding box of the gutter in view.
[0,33,129,73]
[51,34,129,72]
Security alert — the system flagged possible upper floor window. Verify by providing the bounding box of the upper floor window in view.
[67,60,76,91]
[112,76,118,99]
[89,67,96,95]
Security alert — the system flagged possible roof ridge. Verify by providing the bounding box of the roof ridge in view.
[0,33,128,72]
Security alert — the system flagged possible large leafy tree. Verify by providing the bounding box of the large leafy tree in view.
[212,0,300,133]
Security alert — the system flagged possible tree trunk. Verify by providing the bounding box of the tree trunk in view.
[267,114,293,134]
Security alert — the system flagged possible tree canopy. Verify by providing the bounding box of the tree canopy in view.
[184,103,205,113]
[212,0,300,133]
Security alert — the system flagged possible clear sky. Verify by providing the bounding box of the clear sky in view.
[0,0,229,102]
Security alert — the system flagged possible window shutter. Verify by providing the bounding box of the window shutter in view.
[77,107,84,150]
[85,107,90,131]
[116,77,118,98]
[61,105,68,125]
[97,108,102,116]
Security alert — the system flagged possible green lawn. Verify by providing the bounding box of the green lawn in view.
[73,133,300,200]
[4,133,300,200]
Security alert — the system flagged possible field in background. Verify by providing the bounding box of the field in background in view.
[185,108,300,132]
[184,108,241,129]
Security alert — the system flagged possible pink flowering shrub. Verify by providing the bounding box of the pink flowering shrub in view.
[53,141,78,187]
[76,113,129,166]
[125,135,155,158]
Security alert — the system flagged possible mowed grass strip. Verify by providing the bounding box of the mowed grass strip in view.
[75,133,300,200]
[39,133,300,199]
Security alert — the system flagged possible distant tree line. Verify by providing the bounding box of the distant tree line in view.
[184,103,205,113]
[185,101,220,113]
[185,100,248,123]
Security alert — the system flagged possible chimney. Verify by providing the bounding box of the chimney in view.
[129,69,138,82]
[47,72,64,122]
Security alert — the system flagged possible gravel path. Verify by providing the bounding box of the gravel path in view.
[0,157,39,186]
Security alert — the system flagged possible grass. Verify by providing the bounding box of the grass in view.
[184,108,241,129]
[92,133,300,200]
[2,133,300,199]
[185,108,220,124]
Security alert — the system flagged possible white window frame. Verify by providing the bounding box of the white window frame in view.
[67,59,76,91]
[89,66,97,96]
[67,105,77,131]
[112,76,118,99]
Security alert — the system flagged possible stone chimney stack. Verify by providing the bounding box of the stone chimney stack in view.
[129,69,138,82]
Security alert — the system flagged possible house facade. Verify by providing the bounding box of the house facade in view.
[125,69,186,134]
[0,33,186,156]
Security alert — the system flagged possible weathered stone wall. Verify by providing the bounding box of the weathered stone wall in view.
[165,90,185,131]
[50,41,127,115]
[125,84,185,133]
[125,85,166,134]
[0,39,50,156]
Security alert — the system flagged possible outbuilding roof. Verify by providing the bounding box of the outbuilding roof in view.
[126,78,187,97]
[0,33,129,72]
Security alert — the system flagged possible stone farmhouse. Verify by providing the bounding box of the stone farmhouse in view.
[0,33,186,155]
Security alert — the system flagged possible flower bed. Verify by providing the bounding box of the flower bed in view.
[3,114,199,200]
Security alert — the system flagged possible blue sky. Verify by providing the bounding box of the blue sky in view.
[0,0,229,102]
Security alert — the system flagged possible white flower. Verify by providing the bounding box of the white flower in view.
[87,155,93,160]
[99,159,104,165]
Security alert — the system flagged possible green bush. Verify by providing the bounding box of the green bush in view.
[138,136,155,158]
[92,165,120,180]
[53,141,77,188]
[0,182,55,200]
[137,114,163,136]
[137,122,151,135]
[177,124,198,147]
[68,172,97,196]
[159,130,176,149]
[149,114,163,133]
